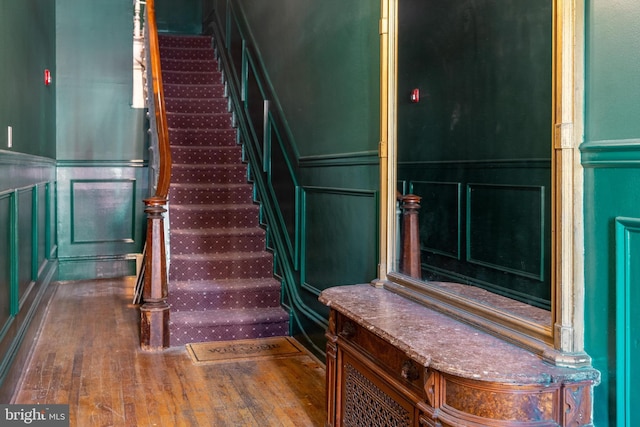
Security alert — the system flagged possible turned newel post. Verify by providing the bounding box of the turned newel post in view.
[400,194,422,279]
[140,196,170,350]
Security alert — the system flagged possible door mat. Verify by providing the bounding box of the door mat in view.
[186,336,305,364]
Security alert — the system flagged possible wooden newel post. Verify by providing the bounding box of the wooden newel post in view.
[140,196,170,350]
[400,194,422,279]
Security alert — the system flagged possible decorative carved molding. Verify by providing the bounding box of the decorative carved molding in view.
[424,370,437,408]
[562,383,592,427]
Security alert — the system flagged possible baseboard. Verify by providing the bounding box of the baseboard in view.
[58,255,140,281]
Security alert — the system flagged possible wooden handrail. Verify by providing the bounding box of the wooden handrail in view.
[147,0,172,198]
[140,0,171,351]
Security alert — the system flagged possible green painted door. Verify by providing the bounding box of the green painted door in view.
[396,0,553,309]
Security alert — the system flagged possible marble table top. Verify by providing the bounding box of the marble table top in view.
[319,284,600,385]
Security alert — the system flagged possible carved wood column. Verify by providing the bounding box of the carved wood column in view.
[140,196,170,350]
[400,194,422,279]
[325,310,338,427]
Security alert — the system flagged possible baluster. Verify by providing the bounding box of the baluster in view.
[400,194,422,279]
[140,196,170,350]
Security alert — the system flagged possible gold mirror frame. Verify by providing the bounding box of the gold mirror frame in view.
[375,0,590,367]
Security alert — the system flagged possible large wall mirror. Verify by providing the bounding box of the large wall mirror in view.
[378,0,589,366]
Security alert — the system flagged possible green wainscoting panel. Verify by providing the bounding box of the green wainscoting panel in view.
[17,188,34,305]
[467,184,545,281]
[0,160,57,396]
[245,53,267,151]
[582,163,640,426]
[266,114,299,265]
[301,187,378,295]
[36,185,47,270]
[410,181,461,259]
[400,161,552,309]
[57,163,148,280]
[0,193,11,335]
[70,179,136,244]
[615,217,640,427]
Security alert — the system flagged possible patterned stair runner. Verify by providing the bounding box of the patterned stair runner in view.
[159,34,289,346]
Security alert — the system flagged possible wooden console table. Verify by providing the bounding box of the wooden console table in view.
[319,284,599,427]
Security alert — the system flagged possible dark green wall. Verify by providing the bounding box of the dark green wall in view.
[204,0,380,357]
[0,0,56,159]
[55,0,148,279]
[583,0,640,425]
[0,0,58,398]
[156,0,202,34]
[56,0,146,162]
[237,0,380,158]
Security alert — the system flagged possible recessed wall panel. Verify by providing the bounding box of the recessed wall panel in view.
[467,184,544,280]
[71,179,136,243]
[0,194,11,331]
[410,181,461,259]
[302,188,377,294]
[37,185,47,269]
[615,217,640,426]
[269,124,297,256]
[246,56,266,148]
[17,188,34,301]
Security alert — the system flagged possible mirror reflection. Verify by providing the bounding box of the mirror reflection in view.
[395,0,553,327]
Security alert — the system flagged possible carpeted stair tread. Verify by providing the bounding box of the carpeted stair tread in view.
[168,128,236,146]
[171,307,289,327]
[161,58,218,72]
[169,278,281,311]
[170,204,261,229]
[158,34,211,48]
[165,98,228,114]
[171,278,280,292]
[167,112,232,129]
[164,83,225,99]
[171,164,247,185]
[170,203,258,212]
[171,226,265,237]
[160,47,213,61]
[170,227,267,254]
[162,70,222,85]
[170,184,253,205]
[170,146,243,164]
[169,308,289,345]
[172,251,272,262]
[169,252,274,280]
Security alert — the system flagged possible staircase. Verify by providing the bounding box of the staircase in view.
[158,34,289,346]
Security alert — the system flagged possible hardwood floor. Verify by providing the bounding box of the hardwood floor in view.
[12,277,326,426]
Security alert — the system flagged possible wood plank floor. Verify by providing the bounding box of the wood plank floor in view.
[12,277,326,427]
